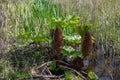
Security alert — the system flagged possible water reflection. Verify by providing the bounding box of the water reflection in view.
[90,42,120,80]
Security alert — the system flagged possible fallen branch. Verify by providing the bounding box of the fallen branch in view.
[58,65,87,80]
[36,61,52,69]
[44,66,52,75]
[32,74,64,79]
[32,60,87,80]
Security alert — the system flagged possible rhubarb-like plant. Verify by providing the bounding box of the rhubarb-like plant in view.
[78,24,93,58]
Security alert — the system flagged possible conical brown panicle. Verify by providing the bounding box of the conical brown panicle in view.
[82,32,93,58]
[54,27,64,53]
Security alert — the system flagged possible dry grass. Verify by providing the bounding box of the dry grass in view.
[1,0,120,52]
[53,0,120,50]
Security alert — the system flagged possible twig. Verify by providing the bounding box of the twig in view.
[32,74,64,79]
[44,66,52,75]
[18,76,31,80]
[81,70,88,75]
[56,60,70,66]
[36,60,70,69]
[36,61,52,69]
[58,65,87,80]
[34,60,87,79]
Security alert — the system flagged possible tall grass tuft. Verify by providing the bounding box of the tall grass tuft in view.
[2,0,63,48]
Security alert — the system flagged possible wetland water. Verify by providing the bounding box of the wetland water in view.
[90,42,120,80]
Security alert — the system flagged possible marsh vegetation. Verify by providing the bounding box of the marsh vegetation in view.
[0,0,120,80]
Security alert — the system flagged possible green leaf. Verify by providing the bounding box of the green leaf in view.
[63,46,75,53]
[65,71,74,80]
[77,76,83,80]
[71,52,83,59]
[49,60,56,71]
[88,71,98,80]
[50,15,80,29]
[63,34,81,44]
[78,24,92,37]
